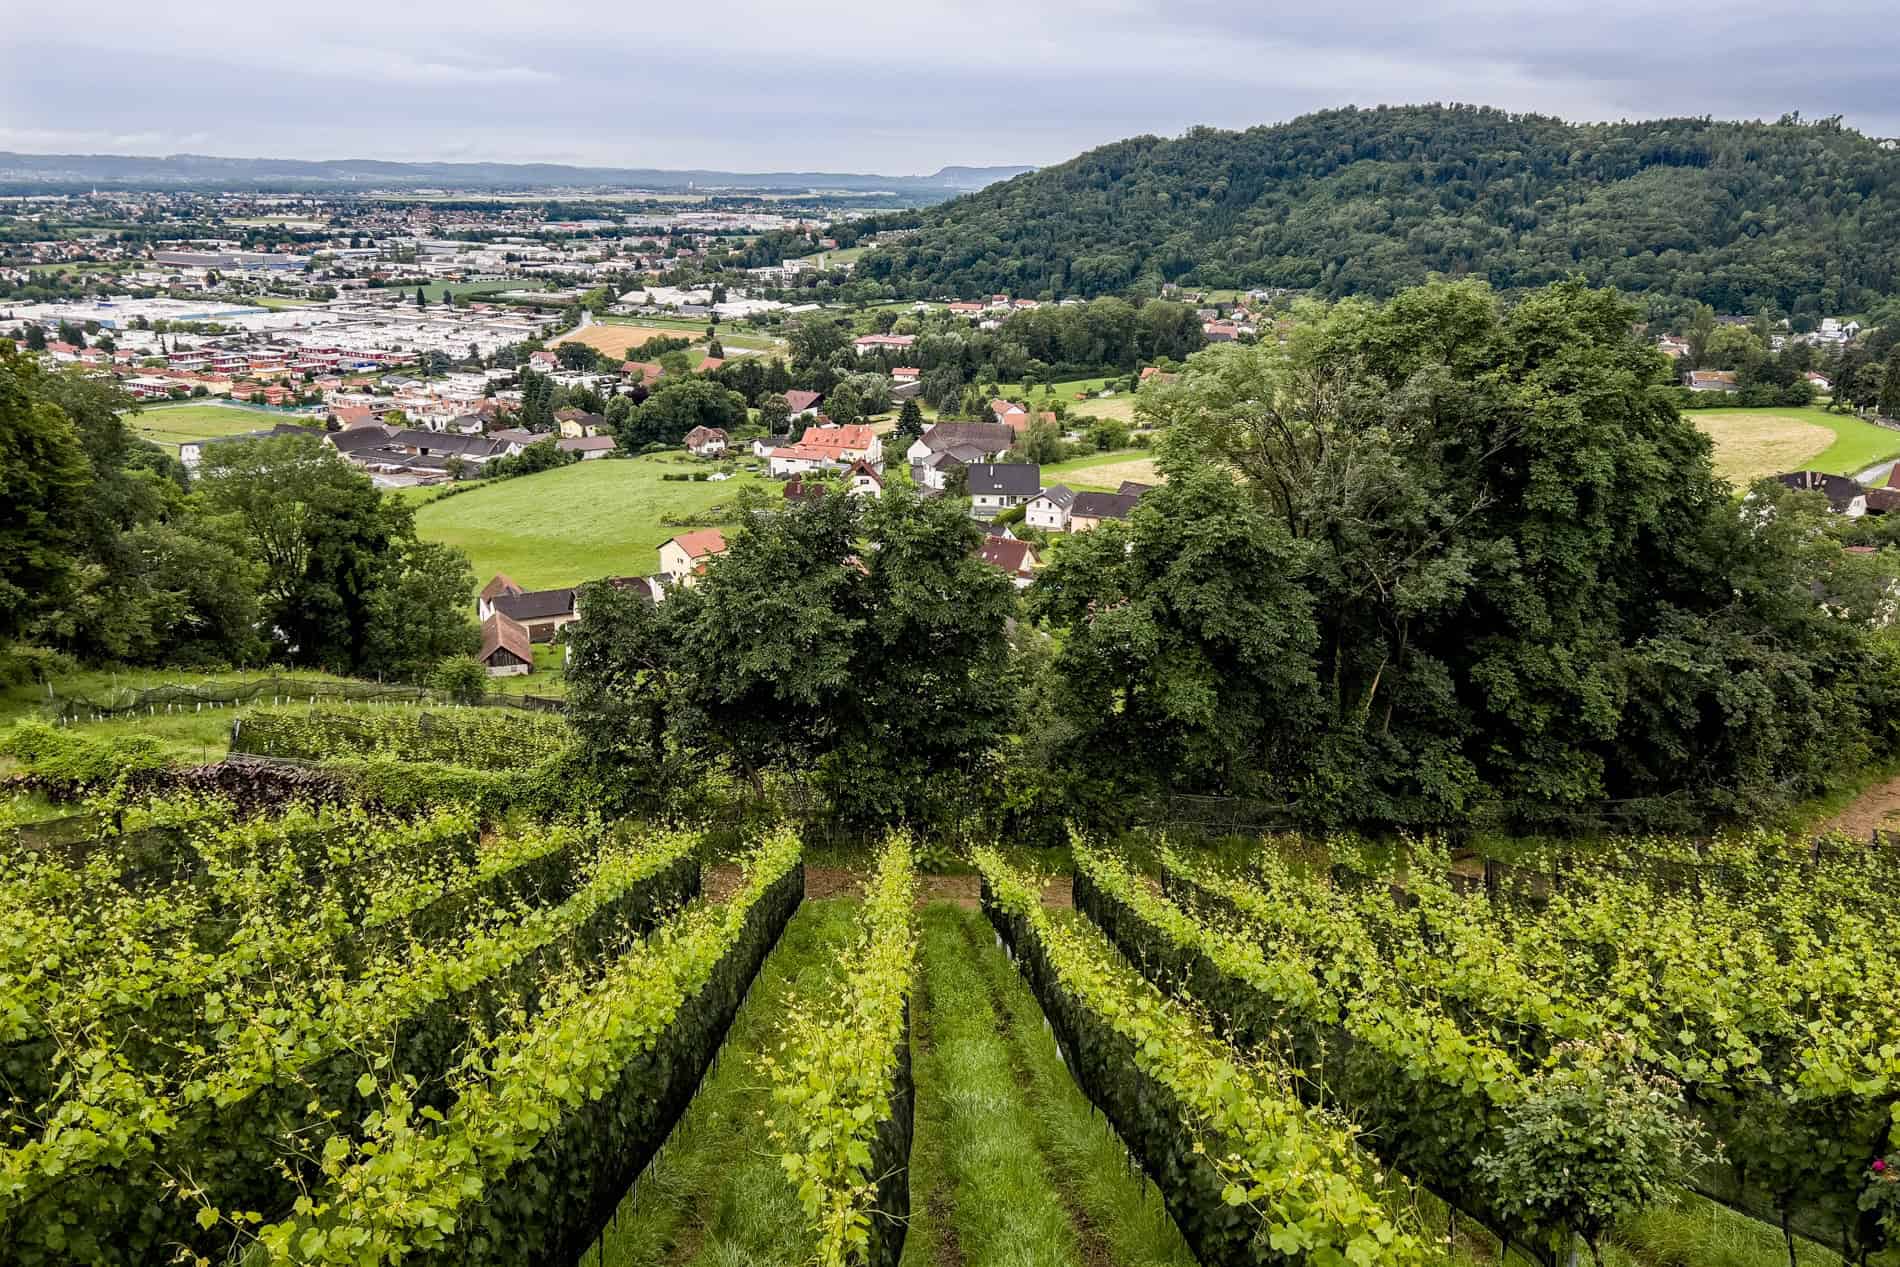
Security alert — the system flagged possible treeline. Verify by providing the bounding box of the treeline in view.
[568,281,1900,837]
[0,348,475,681]
[856,105,1900,322]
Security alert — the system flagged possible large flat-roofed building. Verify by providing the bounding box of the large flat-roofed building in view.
[153,249,309,271]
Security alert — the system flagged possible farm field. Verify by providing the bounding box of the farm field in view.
[556,323,705,359]
[411,453,764,593]
[1041,449,1162,490]
[1693,406,1900,483]
[0,690,1881,1267]
[124,401,301,452]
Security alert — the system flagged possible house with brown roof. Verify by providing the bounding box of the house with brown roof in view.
[906,421,1015,466]
[847,459,884,498]
[621,361,664,388]
[478,613,534,676]
[558,435,618,460]
[977,536,1040,587]
[784,389,824,417]
[1686,369,1741,393]
[684,426,729,456]
[658,528,729,586]
[1070,490,1144,532]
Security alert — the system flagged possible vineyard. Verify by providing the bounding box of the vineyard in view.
[2,747,1895,1267]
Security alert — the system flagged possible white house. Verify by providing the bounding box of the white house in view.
[1024,484,1076,532]
[965,463,1041,520]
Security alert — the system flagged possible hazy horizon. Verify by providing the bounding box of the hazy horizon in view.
[5,0,1899,172]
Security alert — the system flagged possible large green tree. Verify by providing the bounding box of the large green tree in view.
[1069,278,1899,829]
[0,349,93,643]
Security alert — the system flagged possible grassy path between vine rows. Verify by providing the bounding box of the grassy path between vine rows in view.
[588,897,858,1267]
[898,905,1197,1267]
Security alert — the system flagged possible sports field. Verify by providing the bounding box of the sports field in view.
[124,402,299,453]
[1692,407,1900,484]
[411,454,763,593]
[556,324,704,359]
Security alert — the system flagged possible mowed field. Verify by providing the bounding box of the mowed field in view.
[555,324,704,359]
[1694,407,1900,484]
[411,454,763,593]
[125,402,300,453]
[1000,377,1141,424]
[1041,449,1162,490]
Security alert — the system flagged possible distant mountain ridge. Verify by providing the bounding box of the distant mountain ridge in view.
[0,151,1033,196]
[855,104,1900,317]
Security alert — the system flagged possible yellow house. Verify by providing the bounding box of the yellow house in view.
[658,528,729,586]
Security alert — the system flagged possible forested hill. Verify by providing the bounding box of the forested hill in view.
[855,105,1900,319]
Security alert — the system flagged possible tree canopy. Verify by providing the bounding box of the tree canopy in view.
[858,106,1900,320]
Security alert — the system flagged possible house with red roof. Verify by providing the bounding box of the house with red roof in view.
[852,333,917,356]
[658,528,729,586]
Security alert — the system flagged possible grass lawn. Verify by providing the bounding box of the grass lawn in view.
[419,279,525,303]
[1692,406,1900,484]
[1041,448,1161,490]
[412,453,765,594]
[999,375,1142,424]
[123,401,303,452]
[593,899,859,1266]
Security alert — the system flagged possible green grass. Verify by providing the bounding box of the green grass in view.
[1038,447,1160,491]
[417,279,525,303]
[411,454,764,594]
[901,905,1197,1267]
[592,898,860,1267]
[124,402,300,452]
[999,376,1142,424]
[1691,405,1900,482]
[0,667,371,766]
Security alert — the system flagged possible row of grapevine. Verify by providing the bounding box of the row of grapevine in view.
[763,832,919,1267]
[229,705,572,769]
[1164,838,1898,1261]
[1076,838,1698,1265]
[973,847,1429,1267]
[248,827,805,1265]
[0,814,704,1265]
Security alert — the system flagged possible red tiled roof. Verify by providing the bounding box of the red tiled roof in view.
[670,527,727,558]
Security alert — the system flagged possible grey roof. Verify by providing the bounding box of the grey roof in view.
[494,587,578,621]
[1032,484,1076,510]
[965,463,1041,498]
[1071,491,1141,520]
[558,435,617,452]
[489,427,540,445]
[326,424,397,452]
[391,429,504,458]
[1776,470,1864,511]
[919,421,1014,456]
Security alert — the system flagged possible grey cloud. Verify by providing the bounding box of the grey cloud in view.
[4,2,1897,170]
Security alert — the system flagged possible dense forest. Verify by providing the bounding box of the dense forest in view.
[856,105,1900,322]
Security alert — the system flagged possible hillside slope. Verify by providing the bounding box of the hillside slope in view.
[856,104,1900,316]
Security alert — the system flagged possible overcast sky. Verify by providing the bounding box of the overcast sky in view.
[4,0,1897,173]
